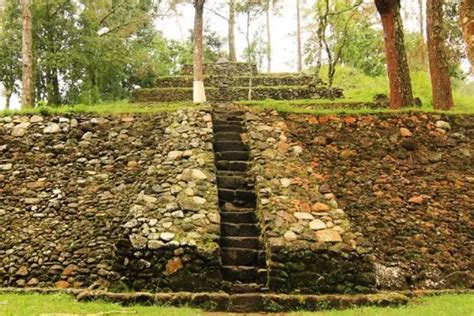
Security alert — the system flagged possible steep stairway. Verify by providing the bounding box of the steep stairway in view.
[212,104,267,292]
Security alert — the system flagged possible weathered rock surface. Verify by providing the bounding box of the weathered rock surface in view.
[284,112,474,290]
[0,108,221,292]
[246,109,376,294]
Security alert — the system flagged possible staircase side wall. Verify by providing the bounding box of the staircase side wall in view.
[245,110,376,294]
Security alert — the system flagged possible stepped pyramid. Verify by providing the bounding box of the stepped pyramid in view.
[131,62,343,102]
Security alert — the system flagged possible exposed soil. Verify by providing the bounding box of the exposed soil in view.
[284,113,473,289]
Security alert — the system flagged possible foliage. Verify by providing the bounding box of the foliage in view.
[0,0,22,108]
[305,0,365,87]
[443,0,466,79]
[340,19,386,77]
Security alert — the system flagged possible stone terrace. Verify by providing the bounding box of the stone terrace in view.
[131,62,343,103]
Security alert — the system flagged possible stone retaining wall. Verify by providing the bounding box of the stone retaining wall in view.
[132,86,343,103]
[155,75,322,88]
[180,62,258,76]
[245,109,376,294]
[0,108,222,292]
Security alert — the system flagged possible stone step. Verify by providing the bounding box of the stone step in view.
[217,170,249,177]
[216,160,248,172]
[213,110,245,117]
[227,282,268,293]
[220,202,254,213]
[217,175,253,190]
[213,117,244,124]
[213,125,244,133]
[221,236,260,249]
[221,223,259,237]
[222,266,260,282]
[221,248,258,266]
[213,120,244,127]
[215,151,249,161]
[218,189,257,205]
[214,132,242,142]
[214,141,248,152]
[221,211,256,224]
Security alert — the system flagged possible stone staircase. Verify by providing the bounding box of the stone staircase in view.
[212,104,268,292]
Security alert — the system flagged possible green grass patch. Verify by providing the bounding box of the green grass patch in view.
[0,100,196,116]
[320,66,474,112]
[238,67,474,114]
[0,293,200,316]
[0,293,472,315]
[292,294,474,316]
[240,100,474,115]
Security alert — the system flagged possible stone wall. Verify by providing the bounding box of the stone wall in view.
[283,113,473,290]
[132,62,343,103]
[132,86,343,103]
[155,75,322,89]
[0,108,222,292]
[180,62,258,76]
[245,110,376,294]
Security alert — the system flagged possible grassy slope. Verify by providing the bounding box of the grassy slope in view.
[0,101,196,116]
[240,67,474,114]
[296,294,474,316]
[0,293,472,315]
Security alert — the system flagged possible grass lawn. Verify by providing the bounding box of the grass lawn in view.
[0,293,199,316]
[239,67,474,115]
[294,294,474,316]
[0,100,196,116]
[0,293,472,316]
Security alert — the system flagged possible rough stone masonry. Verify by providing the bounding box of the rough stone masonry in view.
[2,107,470,293]
[0,108,222,291]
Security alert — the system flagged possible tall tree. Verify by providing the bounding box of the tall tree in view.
[417,0,427,64]
[20,0,34,108]
[375,0,414,108]
[193,0,206,103]
[461,0,474,73]
[296,0,302,72]
[228,0,237,62]
[418,0,424,40]
[264,1,272,72]
[427,0,453,110]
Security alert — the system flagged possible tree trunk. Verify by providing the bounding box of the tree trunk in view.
[296,0,302,72]
[20,0,34,108]
[228,0,237,62]
[5,89,12,110]
[52,67,61,104]
[418,0,424,40]
[418,0,427,64]
[193,0,206,103]
[266,8,272,72]
[47,68,61,105]
[427,0,453,110]
[246,12,253,100]
[375,0,414,108]
[461,0,474,74]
